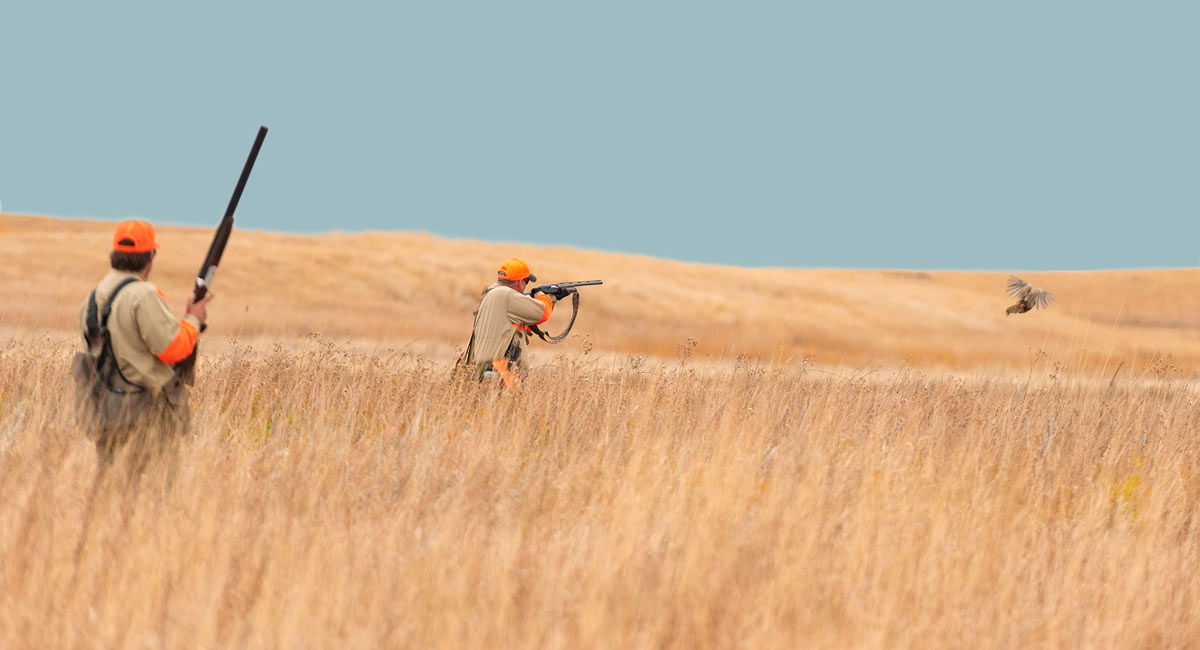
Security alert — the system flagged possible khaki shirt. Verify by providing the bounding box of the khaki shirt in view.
[78,270,201,392]
[468,284,554,365]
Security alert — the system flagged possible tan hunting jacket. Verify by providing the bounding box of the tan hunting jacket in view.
[466,284,555,367]
[77,270,201,393]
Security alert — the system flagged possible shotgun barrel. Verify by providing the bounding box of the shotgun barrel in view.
[527,280,603,297]
[193,125,268,302]
[177,126,268,384]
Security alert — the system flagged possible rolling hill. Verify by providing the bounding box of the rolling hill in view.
[3,213,1198,374]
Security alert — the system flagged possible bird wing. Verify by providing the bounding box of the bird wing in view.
[1028,288,1055,310]
[1006,276,1031,299]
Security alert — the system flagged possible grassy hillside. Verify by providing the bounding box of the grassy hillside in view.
[4,213,1199,647]
[3,213,1199,373]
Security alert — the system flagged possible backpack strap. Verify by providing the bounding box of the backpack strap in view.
[101,278,141,329]
[84,277,146,394]
[85,278,140,339]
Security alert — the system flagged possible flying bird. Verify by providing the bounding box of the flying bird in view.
[1005,276,1054,315]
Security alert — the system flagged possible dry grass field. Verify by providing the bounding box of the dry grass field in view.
[2,214,1199,648]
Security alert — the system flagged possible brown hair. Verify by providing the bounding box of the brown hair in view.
[110,250,154,272]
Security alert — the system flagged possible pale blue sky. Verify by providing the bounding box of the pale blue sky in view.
[1,1,1195,270]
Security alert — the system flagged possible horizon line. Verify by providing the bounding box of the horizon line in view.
[3,211,1195,275]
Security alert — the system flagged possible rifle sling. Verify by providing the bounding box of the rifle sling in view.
[530,290,581,344]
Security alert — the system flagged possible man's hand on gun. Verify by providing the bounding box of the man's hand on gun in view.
[544,287,577,301]
[186,293,214,325]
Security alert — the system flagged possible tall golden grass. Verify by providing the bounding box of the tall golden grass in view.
[3,214,1199,647]
[2,337,1198,648]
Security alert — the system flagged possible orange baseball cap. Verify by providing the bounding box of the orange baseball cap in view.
[497,257,536,283]
[112,220,157,253]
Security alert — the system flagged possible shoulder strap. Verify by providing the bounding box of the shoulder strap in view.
[100,278,142,329]
[83,277,147,394]
[84,278,140,345]
[87,278,141,338]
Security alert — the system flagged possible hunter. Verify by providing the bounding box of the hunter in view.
[72,220,212,465]
[460,258,566,386]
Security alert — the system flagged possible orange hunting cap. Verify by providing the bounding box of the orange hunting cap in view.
[497,257,536,283]
[112,220,157,253]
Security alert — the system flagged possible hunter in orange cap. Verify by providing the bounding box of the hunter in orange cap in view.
[459,257,559,385]
[497,257,537,284]
[72,220,212,466]
[111,219,158,253]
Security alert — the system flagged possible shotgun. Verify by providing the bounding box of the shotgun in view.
[177,126,269,383]
[526,280,603,343]
[527,280,603,299]
[193,125,268,303]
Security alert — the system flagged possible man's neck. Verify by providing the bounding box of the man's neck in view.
[112,268,149,280]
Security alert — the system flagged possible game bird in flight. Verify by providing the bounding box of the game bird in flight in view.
[1005,276,1054,315]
